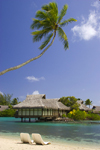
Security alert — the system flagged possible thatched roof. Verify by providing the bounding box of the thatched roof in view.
[13,95,70,110]
[0,105,9,111]
[26,94,46,100]
[77,100,91,111]
[92,106,100,113]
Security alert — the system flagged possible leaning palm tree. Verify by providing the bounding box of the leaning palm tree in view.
[0,2,77,76]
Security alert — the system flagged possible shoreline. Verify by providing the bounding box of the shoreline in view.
[0,136,100,150]
[0,117,100,149]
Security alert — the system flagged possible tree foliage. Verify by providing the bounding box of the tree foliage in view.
[11,98,19,105]
[60,96,80,110]
[85,99,92,108]
[67,109,87,120]
[0,93,19,105]
[86,112,100,120]
[0,2,77,76]
[0,109,16,117]
[0,93,19,117]
[67,110,100,120]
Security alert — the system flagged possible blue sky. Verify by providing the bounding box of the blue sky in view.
[0,0,100,106]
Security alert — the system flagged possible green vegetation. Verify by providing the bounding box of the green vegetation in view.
[67,109,87,120]
[86,111,100,120]
[85,99,92,108]
[0,93,19,117]
[67,109,100,121]
[0,93,19,105]
[0,2,77,76]
[60,96,80,110]
[0,109,16,117]
[62,114,67,118]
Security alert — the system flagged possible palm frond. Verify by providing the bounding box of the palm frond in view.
[31,27,53,42]
[58,4,68,24]
[36,10,49,20]
[49,2,58,16]
[48,2,58,23]
[30,18,42,29]
[31,18,53,30]
[42,4,49,11]
[31,2,59,31]
[57,27,69,50]
[42,2,58,15]
[39,33,53,50]
[59,18,77,27]
[35,10,55,28]
[42,2,58,24]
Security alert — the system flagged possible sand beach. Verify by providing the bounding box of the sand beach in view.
[0,136,100,150]
[0,117,100,150]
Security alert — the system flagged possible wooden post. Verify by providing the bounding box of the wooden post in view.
[29,118,31,122]
[21,117,23,122]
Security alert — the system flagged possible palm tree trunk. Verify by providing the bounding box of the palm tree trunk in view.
[0,31,56,76]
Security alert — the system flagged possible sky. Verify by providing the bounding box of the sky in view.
[0,0,100,106]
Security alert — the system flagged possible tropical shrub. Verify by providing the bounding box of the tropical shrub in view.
[60,96,80,110]
[86,113,100,120]
[0,109,16,117]
[62,114,67,118]
[67,109,87,120]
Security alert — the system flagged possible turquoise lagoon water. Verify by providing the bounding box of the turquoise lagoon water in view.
[0,117,100,148]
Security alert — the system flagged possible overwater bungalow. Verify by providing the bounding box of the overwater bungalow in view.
[13,94,70,122]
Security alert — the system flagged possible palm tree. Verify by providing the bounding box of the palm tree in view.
[0,2,77,76]
[85,99,92,108]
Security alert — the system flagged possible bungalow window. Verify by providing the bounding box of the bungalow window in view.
[30,109,33,116]
[22,109,25,116]
[43,109,47,116]
[18,109,21,115]
[50,109,52,116]
[37,109,42,116]
[48,109,51,116]
[26,109,29,115]
[34,109,37,116]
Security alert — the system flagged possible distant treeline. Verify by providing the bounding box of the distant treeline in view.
[0,93,19,105]
[60,96,92,110]
[0,93,19,117]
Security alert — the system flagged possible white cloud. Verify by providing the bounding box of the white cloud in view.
[0,91,3,95]
[32,91,39,95]
[91,1,100,9]
[26,76,45,82]
[71,1,100,41]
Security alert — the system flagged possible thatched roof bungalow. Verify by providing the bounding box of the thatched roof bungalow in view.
[92,106,100,114]
[77,100,91,111]
[13,94,70,121]
[0,105,9,111]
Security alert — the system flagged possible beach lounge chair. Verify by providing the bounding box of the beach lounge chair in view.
[32,133,51,145]
[20,133,33,144]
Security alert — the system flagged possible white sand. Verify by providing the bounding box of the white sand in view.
[0,136,100,150]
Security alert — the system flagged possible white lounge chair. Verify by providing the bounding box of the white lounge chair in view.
[20,133,33,144]
[32,133,51,145]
